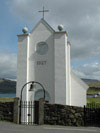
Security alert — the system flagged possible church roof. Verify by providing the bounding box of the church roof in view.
[71,71,89,90]
[30,19,68,36]
[30,19,55,33]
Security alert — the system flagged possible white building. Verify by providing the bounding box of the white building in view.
[16,19,88,107]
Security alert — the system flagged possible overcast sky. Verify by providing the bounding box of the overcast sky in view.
[0,0,100,80]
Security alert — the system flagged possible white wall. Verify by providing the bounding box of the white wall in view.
[65,42,71,105]
[54,32,68,105]
[28,21,55,103]
[71,72,87,107]
[16,34,29,101]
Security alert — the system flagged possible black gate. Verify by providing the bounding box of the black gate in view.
[20,101,39,125]
[84,103,100,127]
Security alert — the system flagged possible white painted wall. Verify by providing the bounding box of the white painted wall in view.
[54,32,69,105]
[16,34,29,101]
[28,21,55,103]
[66,42,71,105]
[71,71,88,107]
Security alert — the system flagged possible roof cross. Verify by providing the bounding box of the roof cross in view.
[39,6,49,19]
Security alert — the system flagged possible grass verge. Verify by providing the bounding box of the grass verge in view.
[87,97,100,104]
[0,97,14,102]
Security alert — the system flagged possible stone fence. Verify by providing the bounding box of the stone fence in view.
[39,102,84,126]
[0,98,20,124]
[0,98,84,126]
[0,102,14,122]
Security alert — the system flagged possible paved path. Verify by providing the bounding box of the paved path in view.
[0,122,100,133]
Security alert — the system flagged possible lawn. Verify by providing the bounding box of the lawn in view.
[0,96,100,106]
[0,97,14,102]
[87,87,100,105]
[87,97,100,104]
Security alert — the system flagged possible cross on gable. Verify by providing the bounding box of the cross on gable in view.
[39,6,49,19]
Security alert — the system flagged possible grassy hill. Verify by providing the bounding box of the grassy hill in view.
[0,78,16,93]
[87,81,100,94]
[0,78,99,94]
[89,81,100,88]
[81,79,100,95]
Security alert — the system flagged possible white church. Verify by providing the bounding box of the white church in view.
[16,18,88,107]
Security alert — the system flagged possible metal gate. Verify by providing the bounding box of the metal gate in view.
[20,101,39,125]
[84,104,100,127]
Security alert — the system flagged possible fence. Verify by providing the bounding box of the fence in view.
[19,100,100,127]
[0,98,20,123]
[0,102,14,122]
[44,103,84,126]
[84,103,100,127]
[0,98,100,127]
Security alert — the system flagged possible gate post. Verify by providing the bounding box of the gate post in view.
[84,105,86,126]
[34,101,39,124]
[38,98,45,125]
[13,97,20,124]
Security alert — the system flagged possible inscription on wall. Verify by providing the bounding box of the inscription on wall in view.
[37,61,47,65]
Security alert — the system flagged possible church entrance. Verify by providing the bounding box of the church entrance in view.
[20,100,39,125]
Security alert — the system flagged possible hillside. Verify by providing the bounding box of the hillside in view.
[0,78,16,93]
[0,78,99,94]
[87,80,100,94]
[81,78,98,85]
[89,81,100,88]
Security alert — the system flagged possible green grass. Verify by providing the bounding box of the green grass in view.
[87,87,100,105]
[0,97,14,102]
[87,97,100,104]
[87,97,100,107]
[0,96,100,106]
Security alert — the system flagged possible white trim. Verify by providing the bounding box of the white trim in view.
[26,35,30,101]
[26,35,30,123]
[55,31,68,36]
[17,34,29,37]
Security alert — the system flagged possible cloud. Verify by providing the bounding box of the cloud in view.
[7,0,100,61]
[72,62,100,80]
[4,0,100,80]
[0,52,17,80]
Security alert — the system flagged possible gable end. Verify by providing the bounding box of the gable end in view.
[30,19,55,34]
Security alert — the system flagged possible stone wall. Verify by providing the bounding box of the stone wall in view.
[44,103,84,126]
[0,98,20,123]
[0,99,85,126]
[0,102,14,122]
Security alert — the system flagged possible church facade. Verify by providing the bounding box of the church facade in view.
[16,19,88,107]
